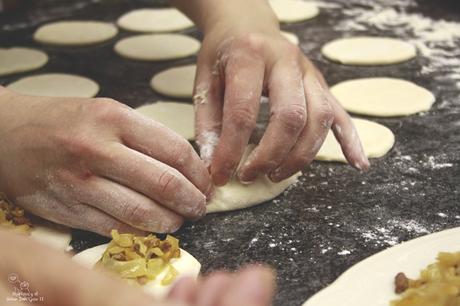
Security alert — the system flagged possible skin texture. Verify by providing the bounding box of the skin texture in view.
[0,88,212,236]
[172,0,369,186]
[0,229,275,306]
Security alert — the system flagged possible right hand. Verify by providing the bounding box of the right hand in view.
[0,88,212,236]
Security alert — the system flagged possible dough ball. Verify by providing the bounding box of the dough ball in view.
[269,0,319,23]
[331,78,435,117]
[281,31,300,45]
[0,47,48,76]
[322,37,417,65]
[114,34,200,61]
[151,65,196,98]
[117,8,194,33]
[315,118,395,162]
[34,21,118,46]
[7,73,99,98]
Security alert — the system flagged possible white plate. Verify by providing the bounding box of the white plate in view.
[303,227,460,306]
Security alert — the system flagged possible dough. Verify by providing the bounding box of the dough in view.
[282,31,299,45]
[73,244,201,298]
[207,145,301,213]
[31,220,72,251]
[331,78,435,117]
[322,37,417,65]
[117,8,194,33]
[0,47,48,76]
[269,0,319,23]
[315,118,395,162]
[7,73,99,98]
[151,65,196,98]
[136,102,194,140]
[115,34,200,61]
[34,21,118,46]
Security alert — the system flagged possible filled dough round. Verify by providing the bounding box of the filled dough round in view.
[34,21,118,46]
[207,145,301,213]
[136,102,194,140]
[7,73,99,98]
[73,244,201,298]
[269,0,319,23]
[115,34,200,61]
[0,47,48,76]
[281,31,299,45]
[331,78,435,117]
[151,65,196,98]
[315,118,395,162]
[117,8,194,33]
[322,37,417,65]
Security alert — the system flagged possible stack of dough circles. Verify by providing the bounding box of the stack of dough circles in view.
[269,0,319,23]
[281,31,300,45]
[117,8,194,33]
[151,65,196,98]
[0,47,48,76]
[136,102,195,140]
[322,37,417,65]
[331,78,435,117]
[315,118,395,162]
[34,21,118,46]
[7,73,99,98]
[114,34,200,61]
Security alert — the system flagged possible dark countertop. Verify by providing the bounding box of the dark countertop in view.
[1,1,459,305]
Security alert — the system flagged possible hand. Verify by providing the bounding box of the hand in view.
[0,88,212,236]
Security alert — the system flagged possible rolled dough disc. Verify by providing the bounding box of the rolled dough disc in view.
[114,34,200,61]
[207,145,301,213]
[281,31,300,45]
[315,118,395,162]
[0,47,48,76]
[7,73,99,98]
[322,37,417,65]
[151,65,196,98]
[31,220,72,251]
[136,102,194,140]
[117,8,194,33]
[331,78,435,117]
[269,0,319,23]
[34,21,118,46]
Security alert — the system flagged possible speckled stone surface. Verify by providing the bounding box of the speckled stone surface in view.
[1,1,459,305]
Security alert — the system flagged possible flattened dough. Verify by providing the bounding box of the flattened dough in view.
[115,34,200,61]
[117,8,194,33]
[322,37,417,65]
[331,78,435,117]
[269,0,319,23]
[7,73,99,98]
[207,145,301,213]
[31,220,72,251]
[151,65,196,98]
[136,102,194,140]
[316,118,395,162]
[34,21,118,46]
[0,47,48,76]
[282,31,300,45]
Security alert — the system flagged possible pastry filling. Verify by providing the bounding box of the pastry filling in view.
[0,197,32,233]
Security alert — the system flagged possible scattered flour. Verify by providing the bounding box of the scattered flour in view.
[338,250,352,255]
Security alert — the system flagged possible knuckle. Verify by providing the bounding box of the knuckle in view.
[236,33,265,53]
[90,98,130,124]
[318,102,335,129]
[229,106,257,131]
[157,169,181,195]
[121,202,151,226]
[171,140,194,169]
[276,105,307,133]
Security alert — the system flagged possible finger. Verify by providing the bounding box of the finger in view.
[210,49,265,186]
[168,276,197,304]
[238,56,307,183]
[195,271,233,306]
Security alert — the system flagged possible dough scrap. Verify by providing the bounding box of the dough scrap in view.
[207,145,301,213]
[315,118,395,162]
[136,102,195,140]
[7,73,99,98]
[322,37,417,65]
[151,65,196,98]
[117,8,194,33]
[281,31,300,45]
[115,34,200,61]
[331,78,435,117]
[34,21,118,46]
[0,47,48,76]
[269,0,319,23]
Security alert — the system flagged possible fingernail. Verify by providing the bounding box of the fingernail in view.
[269,168,284,182]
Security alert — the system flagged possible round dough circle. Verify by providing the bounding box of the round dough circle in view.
[34,21,118,46]
[331,78,435,117]
[117,8,194,33]
[0,47,48,76]
[151,65,196,98]
[315,118,395,162]
[7,73,99,98]
[136,102,195,140]
[269,0,319,23]
[281,31,300,45]
[115,34,200,61]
